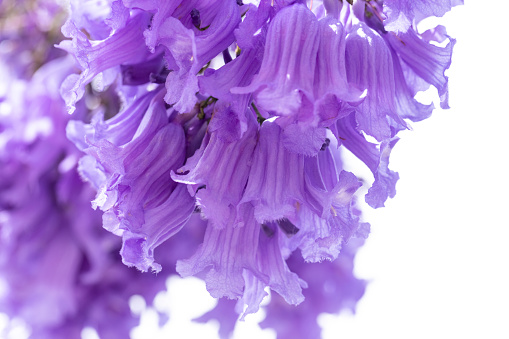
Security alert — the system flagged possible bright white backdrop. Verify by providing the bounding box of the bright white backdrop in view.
[328,2,509,338]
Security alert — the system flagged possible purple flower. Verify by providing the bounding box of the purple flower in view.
[232,3,362,155]
[342,22,408,141]
[1,0,462,338]
[241,120,308,222]
[171,117,368,319]
[172,105,258,228]
[67,88,195,273]
[57,10,151,114]
[233,4,321,118]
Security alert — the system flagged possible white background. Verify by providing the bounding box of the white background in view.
[328,2,509,338]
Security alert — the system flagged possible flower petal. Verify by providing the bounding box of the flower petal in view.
[386,26,455,109]
[176,206,263,299]
[172,105,258,228]
[332,114,399,208]
[233,4,319,117]
[344,23,405,141]
[241,121,307,223]
[58,13,151,113]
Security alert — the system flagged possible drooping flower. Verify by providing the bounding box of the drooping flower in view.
[232,3,363,155]
[57,10,151,114]
[171,104,258,229]
[68,87,195,273]
[61,0,458,327]
[0,0,462,338]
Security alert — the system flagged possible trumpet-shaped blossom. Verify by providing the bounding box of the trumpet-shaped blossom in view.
[1,0,461,338]
[68,88,195,273]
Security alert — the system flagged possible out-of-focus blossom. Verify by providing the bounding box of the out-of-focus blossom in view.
[0,0,67,78]
[0,0,462,338]
[0,50,197,339]
[260,238,367,339]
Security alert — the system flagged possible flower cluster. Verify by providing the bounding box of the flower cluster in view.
[0,0,461,338]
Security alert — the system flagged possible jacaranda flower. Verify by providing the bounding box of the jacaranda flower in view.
[0,0,462,338]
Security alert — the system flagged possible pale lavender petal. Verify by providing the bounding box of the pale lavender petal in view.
[344,23,406,141]
[58,13,151,113]
[281,123,328,156]
[233,4,319,117]
[365,138,399,208]
[332,114,399,208]
[386,25,455,109]
[120,184,195,272]
[176,206,263,299]
[233,0,273,50]
[68,0,113,40]
[241,121,307,223]
[256,222,306,305]
[280,144,369,262]
[156,0,242,112]
[314,16,360,104]
[70,89,195,272]
[390,48,434,122]
[172,105,258,228]
[239,270,268,319]
[384,0,463,32]
[124,0,182,52]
